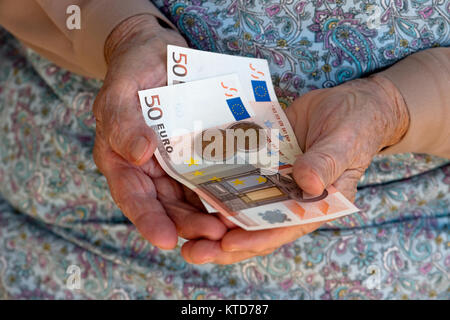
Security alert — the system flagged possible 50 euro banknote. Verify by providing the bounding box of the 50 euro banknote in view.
[167,45,301,212]
[166,45,359,227]
[138,74,359,230]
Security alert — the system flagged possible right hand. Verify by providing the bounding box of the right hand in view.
[93,14,227,250]
[181,74,410,264]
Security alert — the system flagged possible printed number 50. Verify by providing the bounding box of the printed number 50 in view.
[172,52,187,77]
[145,95,163,121]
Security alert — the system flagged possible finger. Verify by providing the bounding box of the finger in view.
[221,222,323,253]
[293,129,354,196]
[182,185,208,212]
[181,239,275,265]
[152,174,185,201]
[332,168,363,202]
[164,202,228,241]
[151,176,228,240]
[105,165,178,250]
[213,212,238,229]
[94,80,157,166]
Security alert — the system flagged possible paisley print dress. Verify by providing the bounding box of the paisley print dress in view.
[0,0,448,299]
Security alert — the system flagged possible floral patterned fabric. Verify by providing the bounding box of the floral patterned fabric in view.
[0,0,449,300]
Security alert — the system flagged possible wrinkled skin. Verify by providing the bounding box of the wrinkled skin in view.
[94,15,410,263]
[93,15,227,250]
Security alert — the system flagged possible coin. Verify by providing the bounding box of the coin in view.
[195,128,237,162]
[226,121,267,152]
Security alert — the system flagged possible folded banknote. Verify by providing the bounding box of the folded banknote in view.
[137,46,359,230]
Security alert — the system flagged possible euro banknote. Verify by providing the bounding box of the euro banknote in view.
[167,45,302,211]
[137,47,359,230]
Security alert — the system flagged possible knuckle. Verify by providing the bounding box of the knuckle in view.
[92,138,109,174]
[174,222,195,240]
[109,122,139,157]
[92,91,107,122]
[313,150,338,181]
[107,118,123,148]
[351,167,366,179]
[94,79,136,125]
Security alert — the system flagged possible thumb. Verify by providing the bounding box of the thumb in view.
[94,82,158,166]
[292,133,352,196]
[109,120,158,166]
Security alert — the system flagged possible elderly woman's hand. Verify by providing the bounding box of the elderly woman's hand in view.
[181,75,410,264]
[287,75,410,201]
[92,14,227,250]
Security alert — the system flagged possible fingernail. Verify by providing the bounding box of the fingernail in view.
[296,172,325,196]
[131,137,149,162]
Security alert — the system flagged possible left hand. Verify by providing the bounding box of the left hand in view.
[181,75,410,264]
[93,14,227,250]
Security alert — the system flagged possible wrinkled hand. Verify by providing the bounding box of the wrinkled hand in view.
[93,15,227,250]
[181,75,410,264]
